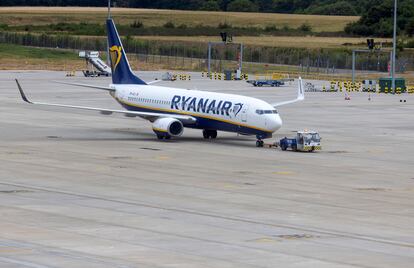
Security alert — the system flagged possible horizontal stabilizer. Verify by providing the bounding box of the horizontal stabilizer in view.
[52,81,115,91]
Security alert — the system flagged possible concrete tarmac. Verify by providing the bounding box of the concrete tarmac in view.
[0,70,413,268]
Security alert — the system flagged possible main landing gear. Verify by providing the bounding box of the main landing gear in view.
[203,129,217,139]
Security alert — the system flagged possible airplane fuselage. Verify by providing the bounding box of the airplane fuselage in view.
[111,84,282,139]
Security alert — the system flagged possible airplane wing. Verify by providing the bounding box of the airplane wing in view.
[272,77,305,107]
[15,80,196,124]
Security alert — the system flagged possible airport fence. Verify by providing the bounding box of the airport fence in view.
[1,31,413,75]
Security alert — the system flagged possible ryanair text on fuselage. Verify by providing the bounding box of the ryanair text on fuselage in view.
[170,95,243,117]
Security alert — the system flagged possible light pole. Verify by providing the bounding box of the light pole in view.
[391,0,397,94]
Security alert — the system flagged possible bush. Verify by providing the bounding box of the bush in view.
[218,22,232,29]
[299,23,312,32]
[282,25,291,31]
[131,20,144,28]
[405,39,414,48]
[264,25,278,32]
[163,21,175,28]
[345,22,373,36]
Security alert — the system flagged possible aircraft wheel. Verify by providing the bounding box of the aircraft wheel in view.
[156,134,164,140]
[210,130,217,139]
[203,130,217,139]
[202,130,209,139]
[256,140,264,147]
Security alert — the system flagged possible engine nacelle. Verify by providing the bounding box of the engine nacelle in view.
[152,117,184,137]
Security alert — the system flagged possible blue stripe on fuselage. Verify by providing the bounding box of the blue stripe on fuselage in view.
[119,101,271,138]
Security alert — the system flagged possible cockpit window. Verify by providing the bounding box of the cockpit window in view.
[256,109,278,115]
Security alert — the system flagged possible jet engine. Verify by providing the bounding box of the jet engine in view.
[152,117,184,138]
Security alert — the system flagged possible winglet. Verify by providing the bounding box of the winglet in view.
[15,79,32,104]
[272,77,305,107]
[298,77,305,101]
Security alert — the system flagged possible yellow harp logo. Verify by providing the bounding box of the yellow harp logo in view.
[109,45,122,71]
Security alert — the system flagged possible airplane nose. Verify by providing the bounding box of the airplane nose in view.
[267,114,282,132]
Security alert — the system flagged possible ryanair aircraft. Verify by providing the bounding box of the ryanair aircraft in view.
[16,18,304,147]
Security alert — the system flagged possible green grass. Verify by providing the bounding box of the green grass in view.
[0,43,78,59]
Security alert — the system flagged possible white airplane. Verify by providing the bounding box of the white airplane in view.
[16,18,304,147]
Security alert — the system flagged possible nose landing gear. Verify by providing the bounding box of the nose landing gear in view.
[255,134,267,147]
[256,139,264,147]
[203,129,217,139]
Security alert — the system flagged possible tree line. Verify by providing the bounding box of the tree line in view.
[345,0,414,37]
[0,0,389,15]
[1,0,414,37]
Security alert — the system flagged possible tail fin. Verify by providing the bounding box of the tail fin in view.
[106,19,146,85]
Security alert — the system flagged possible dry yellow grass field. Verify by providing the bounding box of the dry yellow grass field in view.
[0,7,358,32]
[136,35,392,49]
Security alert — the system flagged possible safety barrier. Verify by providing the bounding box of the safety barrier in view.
[326,81,363,92]
[66,71,76,77]
[380,87,412,94]
[202,71,414,94]
[201,71,248,81]
[171,73,191,81]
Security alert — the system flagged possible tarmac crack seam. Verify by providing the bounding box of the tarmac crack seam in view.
[0,181,413,250]
[0,207,375,268]
[0,157,410,215]
[0,256,52,268]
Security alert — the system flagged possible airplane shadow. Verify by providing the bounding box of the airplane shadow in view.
[58,128,261,149]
